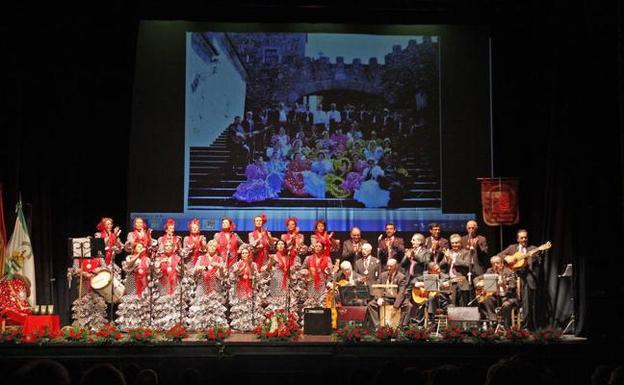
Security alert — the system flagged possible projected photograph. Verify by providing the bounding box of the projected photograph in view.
[185,32,440,212]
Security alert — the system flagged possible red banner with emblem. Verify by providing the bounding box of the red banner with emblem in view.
[479,178,520,226]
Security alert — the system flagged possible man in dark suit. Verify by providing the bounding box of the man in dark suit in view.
[496,229,544,330]
[366,258,411,327]
[341,227,369,265]
[475,256,518,326]
[227,116,250,170]
[461,220,489,276]
[333,260,364,286]
[424,223,449,264]
[400,233,432,285]
[411,261,451,324]
[332,260,366,306]
[440,234,475,306]
[353,243,382,286]
[241,110,258,154]
[377,223,405,265]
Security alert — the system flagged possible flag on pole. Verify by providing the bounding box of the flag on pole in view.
[5,199,36,305]
[0,184,6,277]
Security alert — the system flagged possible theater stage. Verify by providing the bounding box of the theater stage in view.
[0,334,599,385]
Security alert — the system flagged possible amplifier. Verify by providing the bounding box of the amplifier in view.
[303,307,332,335]
[337,306,367,327]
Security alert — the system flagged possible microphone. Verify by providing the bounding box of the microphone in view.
[378,233,384,242]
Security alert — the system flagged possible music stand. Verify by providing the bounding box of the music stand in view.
[482,274,498,294]
[68,237,105,260]
[559,264,575,334]
[370,284,398,299]
[423,273,439,292]
[339,285,371,306]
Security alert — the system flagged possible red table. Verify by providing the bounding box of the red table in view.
[22,315,61,335]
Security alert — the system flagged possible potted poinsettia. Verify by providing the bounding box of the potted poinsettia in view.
[204,325,232,343]
[255,309,301,342]
[164,324,189,342]
[94,323,123,344]
[334,323,369,343]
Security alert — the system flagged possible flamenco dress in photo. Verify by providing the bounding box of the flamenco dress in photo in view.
[284,157,311,196]
[266,157,288,194]
[303,159,333,199]
[354,165,390,208]
[233,163,279,203]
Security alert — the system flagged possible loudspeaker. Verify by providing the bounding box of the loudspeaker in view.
[303,307,332,335]
[447,306,480,325]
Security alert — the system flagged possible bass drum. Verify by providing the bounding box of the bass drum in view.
[90,269,125,303]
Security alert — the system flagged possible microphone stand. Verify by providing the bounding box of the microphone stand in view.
[251,266,256,329]
[285,248,293,315]
[148,248,154,328]
[179,248,186,327]
[467,251,474,306]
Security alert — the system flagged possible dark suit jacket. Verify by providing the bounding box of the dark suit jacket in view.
[439,249,474,290]
[341,239,370,265]
[424,236,449,263]
[377,236,405,265]
[399,247,432,283]
[496,244,540,289]
[242,118,255,133]
[483,267,517,298]
[354,256,382,286]
[461,234,489,276]
[334,271,363,284]
[378,271,408,308]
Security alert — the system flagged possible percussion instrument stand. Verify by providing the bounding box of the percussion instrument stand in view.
[106,251,115,324]
[72,240,90,327]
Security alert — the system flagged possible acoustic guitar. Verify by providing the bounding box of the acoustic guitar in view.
[411,276,465,304]
[474,272,517,303]
[504,241,552,270]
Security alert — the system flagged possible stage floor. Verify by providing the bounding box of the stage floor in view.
[226,332,587,343]
[0,334,603,385]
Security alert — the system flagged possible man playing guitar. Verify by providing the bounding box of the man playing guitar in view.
[474,256,518,327]
[496,229,551,330]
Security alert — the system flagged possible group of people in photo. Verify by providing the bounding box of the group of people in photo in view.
[227,101,427,207]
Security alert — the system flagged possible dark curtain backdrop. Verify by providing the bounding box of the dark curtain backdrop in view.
[1,1,622,338]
